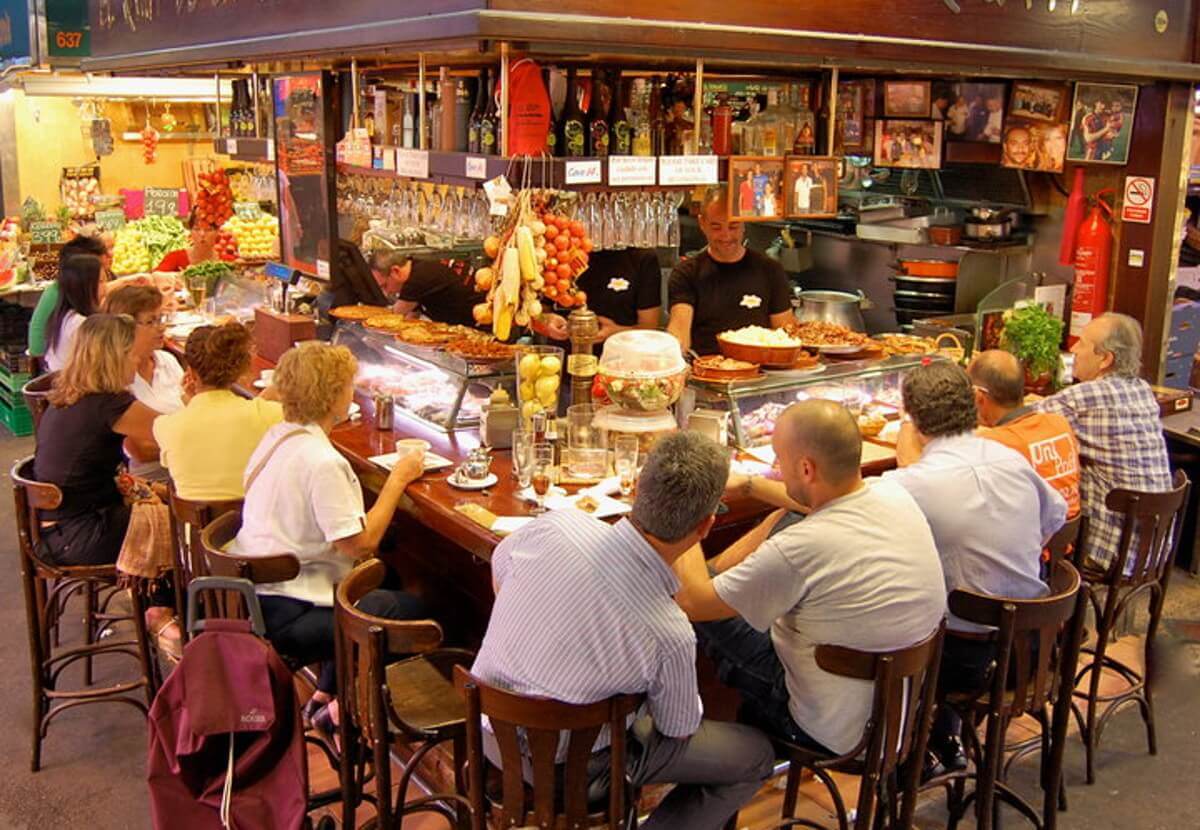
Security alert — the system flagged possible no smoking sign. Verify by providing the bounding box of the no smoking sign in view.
[1121,176,1155,224]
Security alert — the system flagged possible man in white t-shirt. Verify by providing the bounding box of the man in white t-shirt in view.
[674,400,947,755]
[793,165,814,213]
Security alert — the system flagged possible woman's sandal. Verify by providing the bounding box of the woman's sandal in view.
[144,607,183,662]
[310,700,342,755]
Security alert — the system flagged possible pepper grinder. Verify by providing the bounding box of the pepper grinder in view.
[566,306,600,407]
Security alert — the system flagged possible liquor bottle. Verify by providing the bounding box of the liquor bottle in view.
[630,79,652,156]
[559,67,587,158]
[712,92,732,156]
[454,80,471,151]
[760,87,781,156]
[428,83,442,150]
[467,69,487,153]
[402,92,415,149]
[649,75,666,155]
[438,67,457,152]
[587,68,611,157]
[479,70,499,155]
[610,71,632,156]
[543,67,559,156]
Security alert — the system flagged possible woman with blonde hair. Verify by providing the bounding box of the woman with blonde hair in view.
[231,341,431,721]
[33,314,160,565]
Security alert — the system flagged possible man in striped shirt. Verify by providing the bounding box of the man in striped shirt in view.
[471,432,775,830]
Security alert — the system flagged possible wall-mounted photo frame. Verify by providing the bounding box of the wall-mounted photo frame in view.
[884,80,932,118]
[873,120,944,169]
[1067,82,1139,165]
[784,156,839,218]
[1001,121,1068,172]
[943,82,1006,144]
[1009,82,1069,125]
[728,157,787,222]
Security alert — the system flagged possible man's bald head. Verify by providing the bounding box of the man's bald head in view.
[968,350,1025,408]
[775,399,863,488]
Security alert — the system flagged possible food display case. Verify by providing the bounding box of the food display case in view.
[684,355,946,450]
[332,323,514,433]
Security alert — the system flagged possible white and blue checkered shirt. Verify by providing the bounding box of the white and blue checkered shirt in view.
[472,511,702,753]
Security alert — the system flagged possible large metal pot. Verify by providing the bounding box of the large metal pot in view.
[792,289,868,332]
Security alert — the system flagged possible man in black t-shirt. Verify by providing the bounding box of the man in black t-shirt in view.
[370,250,486,328]
[573,247,662,340]
[667,188,794,356]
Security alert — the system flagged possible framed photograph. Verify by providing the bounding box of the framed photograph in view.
[943,83,1006,143]
[930,81,956,120]
[884,81,932,118]
[784,156,839,218]
[1001,120,1068,172]
[1009,82,1068,124]
[838,80,868,150]
[728,157,787,222]
[873,120,944,169]
[1067,82,1139,165]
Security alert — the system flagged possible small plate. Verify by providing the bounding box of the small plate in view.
[448,472,499,491]
[814,343,866,354]
[252,379,268,390]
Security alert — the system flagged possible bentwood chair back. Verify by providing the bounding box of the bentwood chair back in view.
[1045,513,1083,576]
[775,622,945,830]
[167,488,242,643]
[21,372,56,433]
[334,559,474,829]
[454,665,644,830]
[10,456,156,772]
[941,560,1087,830]
[198,510,300,621]
[1073,469,1190,784]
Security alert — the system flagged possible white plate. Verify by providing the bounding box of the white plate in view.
[369,450,455,473]
[516,485,568,502]
[814,343,865,354]
[252,379,268,390]
[447,472,499,491]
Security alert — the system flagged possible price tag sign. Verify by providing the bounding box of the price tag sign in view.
[143,187,181,217]
[465,156,488,180]
[564,159,603,185]
[266,140,276,161]
[608,156,657,187]
[316,259,331,280]
[235,201,260,220]
[94,209,126,231]
[658,155,719,186]
[225,138,239,156]
[29,221,63,245]
[396,148,430,179]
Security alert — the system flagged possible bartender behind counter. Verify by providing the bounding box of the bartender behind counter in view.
[370,250,486,328]
[568,247,662,341]
[667,186,794,355]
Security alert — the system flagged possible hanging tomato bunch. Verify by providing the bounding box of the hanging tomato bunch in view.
[142,126,159,164]
[536,213,592,309]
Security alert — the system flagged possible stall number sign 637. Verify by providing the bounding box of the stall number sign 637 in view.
[55,31,84,49]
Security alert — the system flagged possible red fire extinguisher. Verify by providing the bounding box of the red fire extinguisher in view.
[1069,188,1115,346]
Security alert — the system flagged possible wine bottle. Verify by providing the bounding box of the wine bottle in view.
[631,79,652,156]
[543,67,559,157]
[610,70,631,156]
[467,69,487,154]
[559,67,587,158]
[649,75,666,156]
[479,69,499,155]
[438,67,456,152]
[587,68,611,158]
[454,80,471,151]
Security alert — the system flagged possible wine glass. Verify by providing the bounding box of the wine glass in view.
[614,434,639,498]
[530,443,555,515]
[511,429,534,489]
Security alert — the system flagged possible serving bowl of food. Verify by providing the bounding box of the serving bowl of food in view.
[597,330,689,412]
[786,320,871,354]
[691,355,763,382]
[717,326,807,368]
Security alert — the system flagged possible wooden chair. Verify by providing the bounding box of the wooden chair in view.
[167,488,242,642]
[21,372,55,433]
[775,622,945,830]
[334,559,475,829]
[1045,514,1083,576]
[1071,470,1190,785]
[939,561,1087,830]
[198,509,301,620]
[455,666,644,830]
[10,457,157,772]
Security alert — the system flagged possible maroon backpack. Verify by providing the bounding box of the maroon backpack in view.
[147,614,308,829]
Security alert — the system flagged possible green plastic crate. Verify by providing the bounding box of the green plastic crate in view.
[0,399,33,437]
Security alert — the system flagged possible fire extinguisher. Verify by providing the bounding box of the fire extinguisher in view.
[1069,188,1115,346]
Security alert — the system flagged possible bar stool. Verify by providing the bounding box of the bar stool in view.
[335,559,475,829]
[775,623,945,830]
[21,372,55,433]
[166,488,242,644]
[10,457,157,772]
[937,561,1087,830]
[455,666,644,830]
[1071,470,1190,784]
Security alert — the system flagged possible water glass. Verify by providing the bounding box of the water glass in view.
[614,434,639,497]
[512,429,534,488]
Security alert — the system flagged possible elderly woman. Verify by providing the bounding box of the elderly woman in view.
[153,322,282,501]
[33,314,160,566]
[231,341,429,719]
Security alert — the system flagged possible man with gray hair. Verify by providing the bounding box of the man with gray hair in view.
[470,431,774,830]
[1037,312,1172,569]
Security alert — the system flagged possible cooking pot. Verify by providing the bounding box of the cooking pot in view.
[792,289,868,332]
[891,273,957,296]
[897,258,958,279]
[893,289,957,313]
[964,206,1015,240]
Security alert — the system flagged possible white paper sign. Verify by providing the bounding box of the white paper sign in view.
[381,150,396,172]
[564,159,603,185]
[266,140,275,161]
[316,259,330,279]
[465,156,488,179]
[225,138,238,156]
[608,156,657,186]
[659,155,719,186]
[396,148,430,179]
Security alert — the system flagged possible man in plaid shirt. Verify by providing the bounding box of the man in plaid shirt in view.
[1036,313,1172,569]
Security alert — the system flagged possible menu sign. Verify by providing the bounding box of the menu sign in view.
[143,187,180,217]
[659,155,719,186]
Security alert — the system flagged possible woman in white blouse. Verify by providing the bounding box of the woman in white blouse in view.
[44,254,103,372]
[232,341,431,726]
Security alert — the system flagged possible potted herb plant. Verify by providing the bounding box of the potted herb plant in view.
[1000,303,1064,394]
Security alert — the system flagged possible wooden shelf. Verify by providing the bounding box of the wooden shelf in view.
[213,137,275,162]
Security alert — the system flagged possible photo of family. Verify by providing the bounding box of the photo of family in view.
[1001,121,1069,172]
[933,82,1005,144]
[873,120,943,169]
[729,157,786,222]
[1067,83,1138,165]
[784,157,839,218]
[1009,82,1067,124]
[884,81,932,118]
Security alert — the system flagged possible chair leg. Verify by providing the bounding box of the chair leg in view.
[83,580,96,686]
[781,756,803,819]
[128,589,157,706]
[1081,628,1112,786]
[976,713,1007,830]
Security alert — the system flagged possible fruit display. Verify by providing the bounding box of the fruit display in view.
[60,174,100,219]
[515,347,563,423]
[111,227,151,274]
[221,211,279,260]
[228,169,254,201]
[142,126,159,164]
[213,229,239,262]
[195,169,235,228]
[110,215,188,275]
[473,188,593,340]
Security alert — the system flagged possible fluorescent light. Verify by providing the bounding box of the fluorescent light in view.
[19,73,234,102]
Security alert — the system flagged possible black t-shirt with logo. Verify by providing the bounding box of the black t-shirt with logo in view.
[667,249,794,355]
[574,248,662,327]
[399,258,487,327]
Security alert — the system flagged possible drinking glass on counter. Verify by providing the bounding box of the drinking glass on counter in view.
[512,429,534,489]
[614,434,639,498]
[530,443,555,515]
[187,274,208,309]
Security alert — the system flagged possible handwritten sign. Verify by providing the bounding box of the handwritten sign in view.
[94,209,126,231]
[235,201,261,221]
[465,156,488,179]
[608,156,657,187]
[143,187,180,217]
[658,155,719,186]
[564,159,603,185]
[396,148,430,179]
[29,221,63,245]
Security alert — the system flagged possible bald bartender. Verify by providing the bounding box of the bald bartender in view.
[667,187,794,355]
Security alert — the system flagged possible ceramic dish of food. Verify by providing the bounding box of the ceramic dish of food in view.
[445,337,516,362]
[692,355,762,380]
[331,304,392,321]
[787,320,870,353]
[717,326,806,368]
[857,412,887,438]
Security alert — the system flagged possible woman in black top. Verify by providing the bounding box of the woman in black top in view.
[33,314,161,566]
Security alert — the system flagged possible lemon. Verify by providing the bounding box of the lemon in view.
[539,355,562,375]
[519,381,535,400]
[519,354,541,380]
[521,400,542,420]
